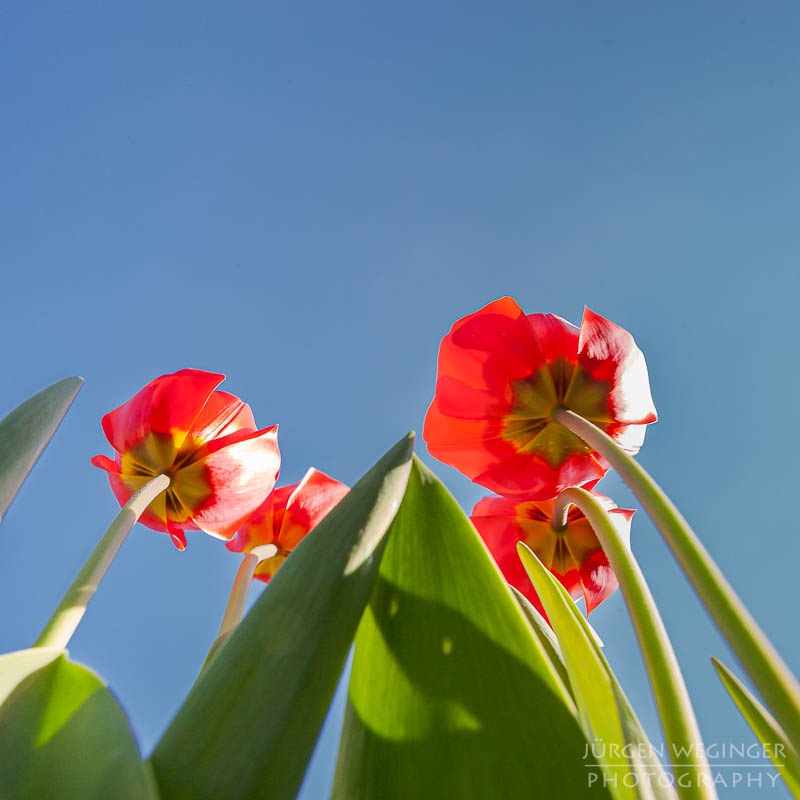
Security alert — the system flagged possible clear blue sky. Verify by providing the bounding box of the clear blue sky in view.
[1,3,799,797]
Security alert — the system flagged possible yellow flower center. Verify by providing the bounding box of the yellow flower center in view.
[120,431,212,525]
[504,358,612,467]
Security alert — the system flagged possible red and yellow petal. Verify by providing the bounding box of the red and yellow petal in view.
[228,467,348,566]
[188,390,257,442]
[180,425,281,540]
[470,497,547,616]
[276,468,349,551]
[225,490,279,554]
[90,454,191,542]
[253,552,288,583]
[424,299,657,497]
[101,369,224,456]
[471,491,633,616]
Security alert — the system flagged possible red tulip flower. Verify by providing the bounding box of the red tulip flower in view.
[226,468,349,582]
[471,491,633,615]
[423,297,657,497]
[91,369,281,550]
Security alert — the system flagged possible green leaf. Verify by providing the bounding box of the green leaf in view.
[517,544,676,800]
[150,433,415,800]
[332,458,606,800]
[0,649,159,800]
[712,657,800,797]
[610,683,675,800]
[510,586,572,697]
[0,377,83,523]
[0,648,62,704]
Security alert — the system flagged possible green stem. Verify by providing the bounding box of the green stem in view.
[34,474,171,650]
[555,486,716,799]
[552,407,800,748]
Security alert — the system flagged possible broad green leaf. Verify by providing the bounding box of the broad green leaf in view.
[0,377,82,523]
[0,649,158,800]
[712,657,800,797]
[518,544,676,800]
[0,647,62,704]
[150,433,414,800]
[333,458,606,800]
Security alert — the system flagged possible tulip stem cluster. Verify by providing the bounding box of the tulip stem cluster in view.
[552,406,800,750]
[34,473,171,651]
[554,486,715,798]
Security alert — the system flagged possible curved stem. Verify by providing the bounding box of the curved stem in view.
[34,474,171,650]
[555,487,715,798]
[552,407,800,748]
[203,545,278,671]
[217,552,260,638]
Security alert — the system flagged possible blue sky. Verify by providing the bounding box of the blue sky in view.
[1,3,799,797]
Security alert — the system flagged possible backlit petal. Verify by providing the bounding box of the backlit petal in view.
[525,313,580,365]
[101,369,224,456]
[578,308,658,425]
[189,390,256,441]
[442,297,547,392]
[278,468,349,551]
[92,369,281,549]
[184,425,281,540]
[424,299,657,496]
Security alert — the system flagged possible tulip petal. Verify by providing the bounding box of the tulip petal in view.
[278,469,349,551]
[470,497,547,617]
[578,551,619,614]
[525,313,580,366]
[446,297,547,386]
[227,468,349,582]
[101,369,224,455]
[225,492,279,554]
[182,425,281,540]
[425,299,657,497]
[189,391,256,441]
[92,457,174,535]
[471,490,632,616]
[475,449,608,499]
[253,552,287,582]
[423,401,515,478]
[578,308,658,425]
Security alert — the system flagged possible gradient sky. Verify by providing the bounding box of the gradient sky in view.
[2,3,799,798]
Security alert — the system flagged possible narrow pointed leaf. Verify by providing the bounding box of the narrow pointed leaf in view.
[712,658,800,797]
[518,543,642,800]
[0,648,62,704]
[0,649,158,799]
[0,377,83,523]
[333,457,605,800]
[150,433,415,800]
[511,586,572,697]
[610,683,673,800]
[517,545,676,800]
